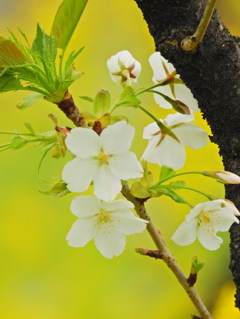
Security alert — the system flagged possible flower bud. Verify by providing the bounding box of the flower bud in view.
[206,170,240,184]
[10,136,28,149]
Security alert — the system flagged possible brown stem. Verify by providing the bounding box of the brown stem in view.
[55,91,86,127]
[121,183,213,319]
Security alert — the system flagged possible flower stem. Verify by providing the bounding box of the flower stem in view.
[159,171,208,184]
[179,186,216,201]
[138,105,180,142]
[121,183,214,319]
[181,0,217,52]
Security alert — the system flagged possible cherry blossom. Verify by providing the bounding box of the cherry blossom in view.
[107,50,141,85]
[142,113,208,169]
[171,199,239,250]
[149,52,199,112]
[62,121,143,201]
[67,195,148,258]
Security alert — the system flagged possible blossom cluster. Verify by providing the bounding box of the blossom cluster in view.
[62,49,240,257]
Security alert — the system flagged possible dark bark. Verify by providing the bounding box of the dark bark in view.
[134,0,240,308]
[56,91,86,127]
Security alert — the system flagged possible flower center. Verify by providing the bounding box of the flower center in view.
[97,209,113,224]
[94,209,115,234]
[198,209,221,234]
[98,152,109,164]
[198,211,211,225]
[97,149,111,166]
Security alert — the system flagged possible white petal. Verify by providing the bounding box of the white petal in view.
[171,219,198,246]
[109,152,143,180]
[100,121,134,154]
[131,60,141,82]
[62,157,98,192]
[71,195,101,218]
[197,227,223,250]
[94,230,126,259]
[154,136,186,169]
[116,50,136,68]
[149,52,175,82]
[141,135,161,162]
[174,84,199,113]
[153,86,174,109]
[224,200,240,216]
[65,128,100,158]
[101,199,134,211]
[112,211,147,235]
[216,171,240,184]
[186,203,205,221]
[214,207,239,232]
[143,122,160,139]
[93,165,122,201]
[107,54,120,73]
[107,50,141,84]
[172,123,208,149]
[201,200,223,212]
[66,218,95,247]
[165,112,194,126]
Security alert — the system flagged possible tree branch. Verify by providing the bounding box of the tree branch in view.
[55,91,86,127]
[134,0,240,308]
[121,183,213,319]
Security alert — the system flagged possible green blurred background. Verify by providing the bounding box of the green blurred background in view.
[0,0,239,318]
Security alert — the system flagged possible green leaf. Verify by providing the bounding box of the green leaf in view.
[0,73,23,92]
[160,166,175,181]
[0,36,27,67]
[151,185,189,205]
[38,143,55,174]
[117,86,141,108]
[51,0,88,50]
[40,181,70,197]
[17,92,44,109]
[79,95,93,102]
[24,122,35,135]
[169,180,185,190]
[32,24,57,83]
[63,48,84,77]
[93,89,111,115]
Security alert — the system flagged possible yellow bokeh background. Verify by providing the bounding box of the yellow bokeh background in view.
[0,1,239,318]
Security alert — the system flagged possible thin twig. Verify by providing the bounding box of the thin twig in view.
[181,0,217,51]
[121,183,214,319]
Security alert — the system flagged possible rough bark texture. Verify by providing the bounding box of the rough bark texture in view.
[134,0,240,308]
[56,91,86,127]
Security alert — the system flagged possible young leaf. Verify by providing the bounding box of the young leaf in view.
[0,36,27,67]
[24,122,35,135]
[153,186,189,205]
[79,95,93,102]
[0,73,23,92]
[17,92,44,110]
[169,180,185,190]
[51,0,88,50]
[32,24,57,83]
[40,181,70,197]
[63,47,84,78]
[160,166,175,181]
[116,86,141,108]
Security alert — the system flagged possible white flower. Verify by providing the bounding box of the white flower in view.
[66,195,148,258]
[142,113,208,169]
[149,52,199,112]
[107,50,141,85]
[62,121,143,201]
[171,199,239,250]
